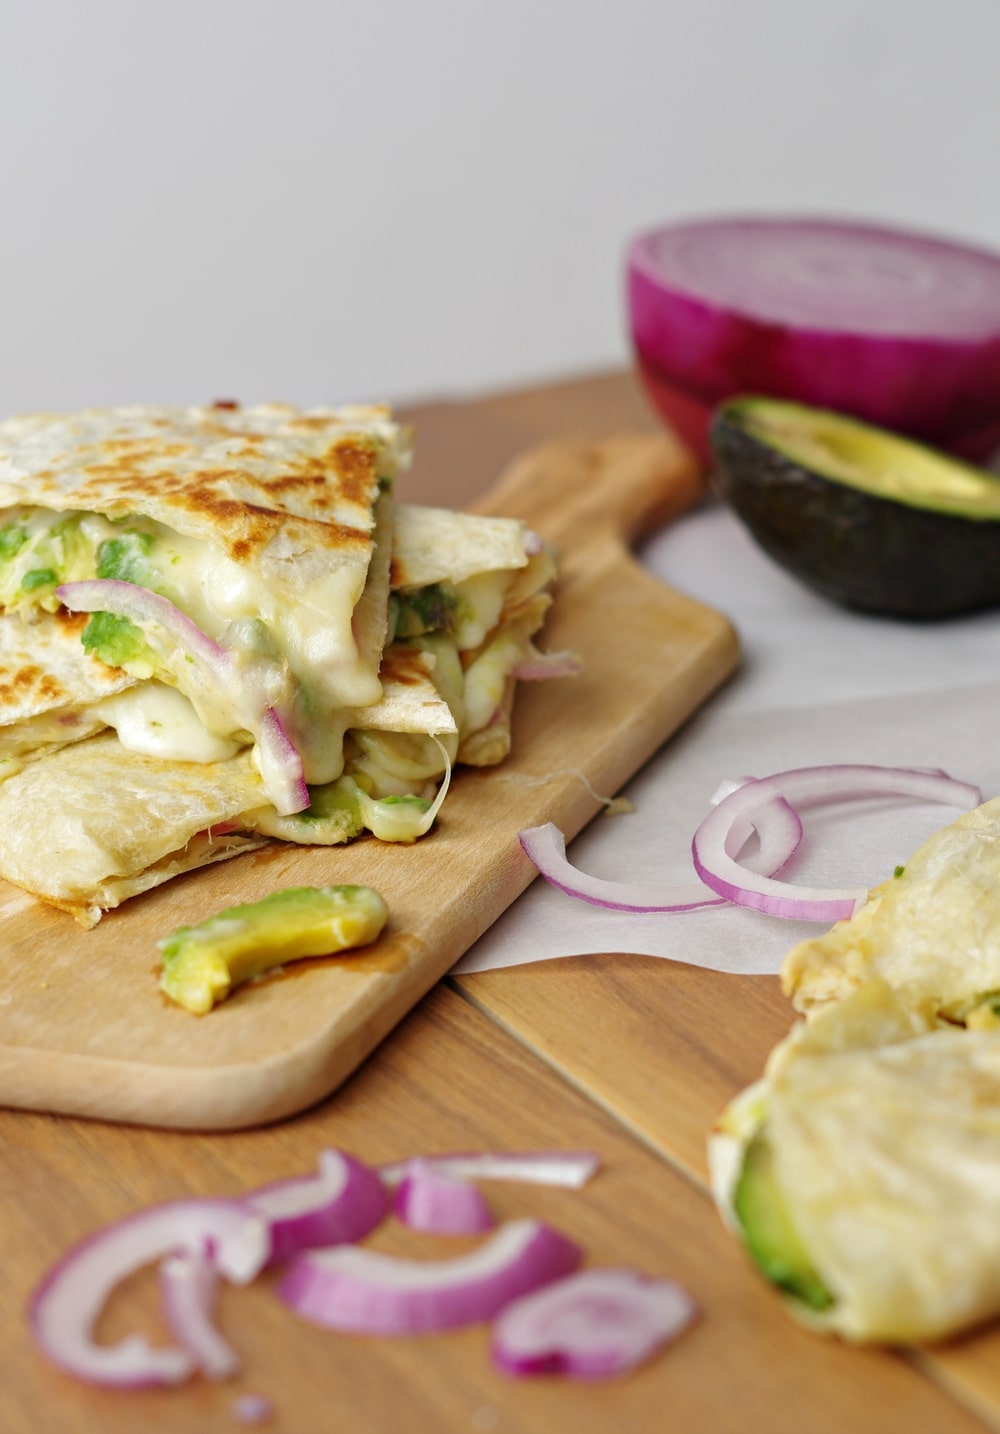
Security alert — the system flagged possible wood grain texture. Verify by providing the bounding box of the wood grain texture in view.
[2,986,989,1434]
[3,371,993,1433]
[0,414,737,1129]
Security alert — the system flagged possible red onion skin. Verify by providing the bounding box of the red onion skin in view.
[628,226,1000,461]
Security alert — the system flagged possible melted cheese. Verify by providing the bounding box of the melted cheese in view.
[94,684,243,763]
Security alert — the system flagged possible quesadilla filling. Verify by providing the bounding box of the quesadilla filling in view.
[0,402,567,924]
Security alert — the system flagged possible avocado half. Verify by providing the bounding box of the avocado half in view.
[710,397,1000,618]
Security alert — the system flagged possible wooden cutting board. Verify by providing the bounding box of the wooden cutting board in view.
[0,427,738,1130]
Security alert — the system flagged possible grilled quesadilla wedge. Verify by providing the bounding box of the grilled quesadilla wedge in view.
[0,554,560,926]
[710,978,1000,1344]
[0,402,409,811]
[782,793,1000,1023]
[0,406,569,921]
[0,501,559,790]
[0,646,459,926]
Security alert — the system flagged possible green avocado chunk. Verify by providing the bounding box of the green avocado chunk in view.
[159,884,389,1015]
[710,396,1000,619]
[732,1129,833,1312]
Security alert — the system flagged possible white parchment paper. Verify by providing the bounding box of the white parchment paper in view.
[454,500,1000,977]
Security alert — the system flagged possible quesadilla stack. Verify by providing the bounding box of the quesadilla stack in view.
[0,402,562,925]
[710,796,1000,1344]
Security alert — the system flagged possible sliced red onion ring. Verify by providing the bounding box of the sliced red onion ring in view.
[493,1267,696,1379]
[277,1219,582,1335]
[392,1159,495,1235]
[245,1149,387,1267]
[692,763,981,922]
[28,1199,269,1387]
[492,1267,697,1379]
[57,580,307,814]
[520,785,802,913]
[160,1250,240,1381]
[378,1150,600,1190]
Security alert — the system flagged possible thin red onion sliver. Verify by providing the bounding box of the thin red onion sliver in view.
[277,1219,582,1335]
[392,1159,495,1236]
[379,1150,600,1190]
[28,1199,269,1387]
[492,1267,697,1379]
[692,763,982,922]
[520,786,802,913]
[160,1250,240,1381]
[245,1149,388,1267]
[57,579,229,668]
[511,650,583,681]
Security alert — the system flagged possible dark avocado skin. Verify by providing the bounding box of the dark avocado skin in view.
[710,403,1000,620]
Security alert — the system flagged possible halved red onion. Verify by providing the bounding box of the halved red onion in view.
[520,783,802,914]
[245,1149,387,1267]
[692,763,981,922]
[378,1150,600,1190]
[57,580,307,814]
[628,216,1000,460]
[28,1199,269,1387]
[391,1159,495,1236]
[492,1267,697,1379]
[159,1250,240,1381]
[277,1219,581,1335]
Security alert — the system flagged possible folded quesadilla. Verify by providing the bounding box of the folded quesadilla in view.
[712,794,1000,1344]
[782,793,1000,1024]
[0,402,564,923]
[710,979,1000,1343]
[0,402,408,810]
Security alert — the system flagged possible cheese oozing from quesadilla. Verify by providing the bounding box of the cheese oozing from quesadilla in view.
[0,403,567,923]
[0,403,408,807]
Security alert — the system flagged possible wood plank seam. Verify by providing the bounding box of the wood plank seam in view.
[448,975,999,1434]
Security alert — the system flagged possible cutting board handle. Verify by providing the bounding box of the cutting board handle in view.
[472,428,705,551]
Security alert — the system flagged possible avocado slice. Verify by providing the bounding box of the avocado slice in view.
[159,883,389,1014]
[710,397,1000,618]
[732,1129,833,1311]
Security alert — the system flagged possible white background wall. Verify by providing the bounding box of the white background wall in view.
[2,0,1000,415]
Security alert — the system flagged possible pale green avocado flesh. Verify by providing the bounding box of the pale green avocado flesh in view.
[159,884,388,1014]
[711,397,1000,618]
[732,1130,834,1312]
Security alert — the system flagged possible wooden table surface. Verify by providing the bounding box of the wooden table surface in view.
[3,372,998,1434]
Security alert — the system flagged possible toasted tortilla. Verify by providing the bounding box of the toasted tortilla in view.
[782,794,1000,1021]
[0,732,268,927]
[0,501,552,775]
[0,402,407,584]
[0,645,461,925]
[711,980,1000,1343]
[0,411,564,921]
[0,610,132,764]
[0,404,410,780]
